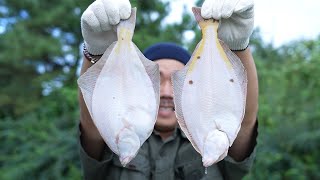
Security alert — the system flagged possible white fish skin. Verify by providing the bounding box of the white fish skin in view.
[91,40,157,166]
[172,7,247,167]
[78,8,160,167]
[202,129,229,167]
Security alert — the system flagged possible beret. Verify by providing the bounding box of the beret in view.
[143,42,191,65]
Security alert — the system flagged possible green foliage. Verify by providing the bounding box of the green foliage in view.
[244,33,320,179]
[0,86,81,179]
[0,0,88,117]
[132,0,195,50]
[1,0,320,179]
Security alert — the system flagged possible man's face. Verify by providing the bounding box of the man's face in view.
[154,59,185,133]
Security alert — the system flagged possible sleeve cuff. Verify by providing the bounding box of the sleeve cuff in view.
[224,146,256,169]
[79,141,113,167]
[78,124,114,178]
[224,119,259,168]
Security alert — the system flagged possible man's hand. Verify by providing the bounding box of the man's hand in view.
[201,0,254,50]
[81,0,131,55]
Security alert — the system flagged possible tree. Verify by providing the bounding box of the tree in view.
[0,0,88,117]
[245,34,320,179]
[0,0,195,178]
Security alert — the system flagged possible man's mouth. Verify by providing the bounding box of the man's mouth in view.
[158,98,175,117]
[159,106,175,111]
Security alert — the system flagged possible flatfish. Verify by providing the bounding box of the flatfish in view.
[172,7,247,167]
[78,8,160,166]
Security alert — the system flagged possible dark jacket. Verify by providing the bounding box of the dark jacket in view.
[79,127,256,180]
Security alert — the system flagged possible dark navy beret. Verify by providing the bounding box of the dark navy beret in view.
[143,42,191,65]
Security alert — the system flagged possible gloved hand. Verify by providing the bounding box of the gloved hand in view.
[201,0,254,50]
[81,0,131,55]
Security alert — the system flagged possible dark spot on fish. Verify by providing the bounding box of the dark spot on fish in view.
[189,80,193,85]
[197,56,200,59]
[122,38,124,40]
[230,79,234,83]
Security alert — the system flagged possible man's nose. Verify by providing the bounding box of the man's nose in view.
[161,80,173,97]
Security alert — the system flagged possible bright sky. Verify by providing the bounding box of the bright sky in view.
[165,0,320,47]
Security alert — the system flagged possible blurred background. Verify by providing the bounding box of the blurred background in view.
[0,0,319,179]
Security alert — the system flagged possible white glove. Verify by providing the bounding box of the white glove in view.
[81,0,131,55]
[201,0,254,50]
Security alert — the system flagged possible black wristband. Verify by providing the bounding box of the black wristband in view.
[231,45,249,52]
[83,44,102,64]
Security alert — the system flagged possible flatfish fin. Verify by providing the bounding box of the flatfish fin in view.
[172,59,201,153]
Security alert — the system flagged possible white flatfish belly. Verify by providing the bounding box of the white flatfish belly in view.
[92,42,157,166]
[172,7,247,167]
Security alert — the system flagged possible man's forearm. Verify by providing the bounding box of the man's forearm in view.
[78,58,106,160]
[228,48,259,161]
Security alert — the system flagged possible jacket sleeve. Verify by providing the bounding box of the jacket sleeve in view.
[78,125,114,180]
[218,121,258,180]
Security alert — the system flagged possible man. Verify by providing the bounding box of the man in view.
[78,0,258,179]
